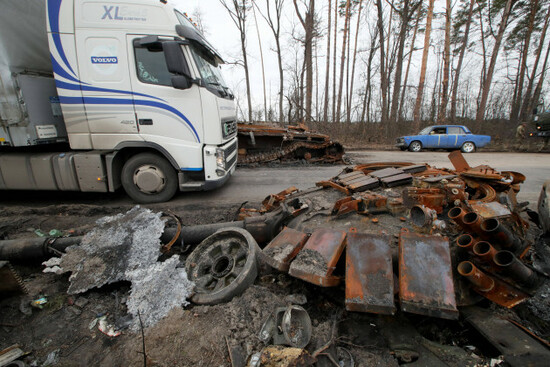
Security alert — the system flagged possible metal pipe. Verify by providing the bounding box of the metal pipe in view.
[493,250,537,288]
[456,234,477,253]
[472,241,497,264]
[480,218,521,253]
[0,237,83,261]
[457,261,495,292]
[462,212,484,236]
[448,207,468,231]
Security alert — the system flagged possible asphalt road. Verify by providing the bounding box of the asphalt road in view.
[1,150,548,209]
[181,150,550,210]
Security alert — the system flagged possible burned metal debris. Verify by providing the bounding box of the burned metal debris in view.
[42,207,194,330]
[254,151,547,319]
[237,123,345,165]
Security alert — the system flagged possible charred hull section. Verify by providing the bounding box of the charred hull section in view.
[237,123,345,164]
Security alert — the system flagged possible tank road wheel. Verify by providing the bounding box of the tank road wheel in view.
[461,141,476,153]
[408,141,423,152]
[121,153,178,203]
[186,228,259,305]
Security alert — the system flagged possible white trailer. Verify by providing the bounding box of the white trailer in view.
[0,0,237,203]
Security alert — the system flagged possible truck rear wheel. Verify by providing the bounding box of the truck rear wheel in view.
[121,153,178,203]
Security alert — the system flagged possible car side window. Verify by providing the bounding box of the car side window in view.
[134,46,173,87]
[447,127,465,135]
[431,128,446,135]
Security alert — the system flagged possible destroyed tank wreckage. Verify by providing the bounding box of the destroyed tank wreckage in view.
[2,151,550,366]
[236,123,346,164]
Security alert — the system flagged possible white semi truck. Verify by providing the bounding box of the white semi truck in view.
[0,0,237,203]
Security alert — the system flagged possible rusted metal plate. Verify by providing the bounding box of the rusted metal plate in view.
[448,150,471,172]
[369,167,405,179]
[261,228,309,272]
[469,201,512,219]
[463,307,550,367]
[401,164,428,174]
[398,231,459,320]
[345,233,395,315]
[288,228,347,287]
[402,187,446,213]
[338,171,365,182]
[348,177,379,192]
[380,173,413,187]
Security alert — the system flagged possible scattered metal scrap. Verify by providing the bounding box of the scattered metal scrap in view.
[259,305,312,348]
[0,261,27,295]
[257,150,547,321]
[237,123,345,164]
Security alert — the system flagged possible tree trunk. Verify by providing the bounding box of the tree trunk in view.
[323,0,332,123]
[252,4,267,121]
[336,0,351,123]
[530,39,550,114]
[450,0,475,123]
[332,0,338,123]
[347,0,364,123]
[413,0,435,129]
[520,4,550,121]
[437,0,452,123]
[511,0,539,122]
[475,0,516,125]
[293,0,315,124]
[376,0,388,124]
[398,11,420,122]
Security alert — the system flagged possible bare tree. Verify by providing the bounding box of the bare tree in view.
[251,3,267,121]
[520,4,550,120]
[413,0,435,128]
[322,0,332,122]
[332,0,339,122]
[257,0,286,124]
[336,0,351,123]
[475,0,517,124]
[219,0,253,122]
[437,0,452,123]
[293,0,316,124]
[347,0,364,123]
[376,0,389,123]
[450,0,475,122]
[398,6,421,121]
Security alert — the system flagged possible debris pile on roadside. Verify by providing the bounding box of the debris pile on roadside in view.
[237,123,346,165]
[1,151,550,366]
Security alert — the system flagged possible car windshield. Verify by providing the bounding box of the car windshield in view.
[418,127,432,135]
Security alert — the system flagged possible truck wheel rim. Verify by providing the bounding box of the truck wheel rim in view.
[133,165,166,194]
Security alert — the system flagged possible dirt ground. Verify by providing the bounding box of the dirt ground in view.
[1,171,550,366]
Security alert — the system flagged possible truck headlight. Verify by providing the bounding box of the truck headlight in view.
[216,148,225,168]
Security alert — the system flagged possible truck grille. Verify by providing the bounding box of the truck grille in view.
[225,140,237,158]
[225,154,237,170]
[222,120,237,138]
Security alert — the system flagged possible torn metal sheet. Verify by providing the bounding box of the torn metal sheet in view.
[0,261,27,295]
[448,150,471,172]
[288,228,346,287]
[345,233,395,315]
[398,231,458,320]
[463,307,550,367]
[46,207,194,330]
[261,228,309,272]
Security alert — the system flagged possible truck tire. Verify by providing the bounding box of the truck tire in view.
[121,153,178,203]
[408,141,422,152]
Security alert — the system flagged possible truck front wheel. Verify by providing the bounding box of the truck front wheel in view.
[121,153,178,203]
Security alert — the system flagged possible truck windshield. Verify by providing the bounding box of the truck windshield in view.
[189,45,231,97]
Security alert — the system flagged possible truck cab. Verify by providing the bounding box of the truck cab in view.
[0,0,237,203]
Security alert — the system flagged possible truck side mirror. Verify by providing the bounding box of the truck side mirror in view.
[163,41,191,77]
[171,75,190,90]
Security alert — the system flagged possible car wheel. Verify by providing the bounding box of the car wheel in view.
[409,141,422,152]
[461,142,476,153]
[121,153,178,203]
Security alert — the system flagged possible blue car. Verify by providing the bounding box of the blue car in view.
[395,125,491,153]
